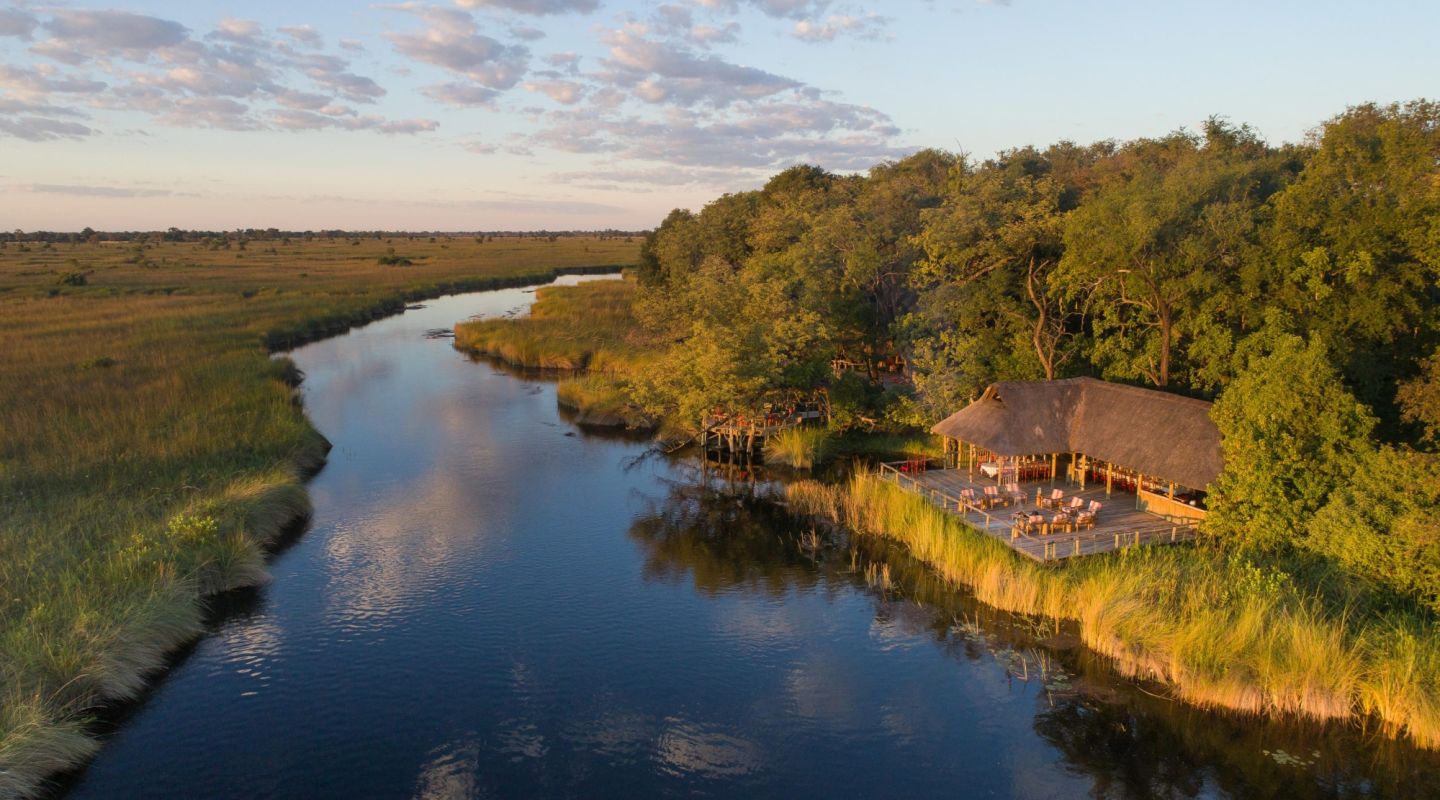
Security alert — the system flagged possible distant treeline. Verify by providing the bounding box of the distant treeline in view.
[0,228,646,244]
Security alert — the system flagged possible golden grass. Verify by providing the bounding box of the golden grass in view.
[0,235,638,797]
[454,277,655,428]
[786,471,1440,749]
[767,427,831,470]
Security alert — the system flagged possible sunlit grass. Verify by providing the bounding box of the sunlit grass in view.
[767,427,831,470]
[786,471,1440,749]
[0,235,638,796]
[454,277,656,428]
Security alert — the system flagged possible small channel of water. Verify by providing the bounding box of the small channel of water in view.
[63,276,1440,798]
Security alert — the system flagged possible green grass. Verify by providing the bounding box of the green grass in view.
[0,235,638,797]
[787,471,1440,750]
[454,277,655,428]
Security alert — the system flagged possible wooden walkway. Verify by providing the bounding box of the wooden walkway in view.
[879,463,1200,562]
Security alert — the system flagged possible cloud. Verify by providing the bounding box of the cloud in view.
[523,78,585,104]
[534,93,905,170]
[651,4,739,47]
[599,24,799,107]
[279,24,323,46]
[0,65,106,96]
[551,165,761,189]
[383,5,529,89]
[17,183,181,197]
[0,7,38,39]
[694,0,832,20]
[40,9,189,58]
[543,51,581,74]
[0,9,430,141]
[453,0,599,14]
[0,114,92,141]
[269,109,440,133]
[792,13,888,42]
[422,81,501,107]
[210,17,263,47]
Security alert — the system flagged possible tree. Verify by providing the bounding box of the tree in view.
[1261,101,1440,418]
[805,149,953,379]
[1055,123,1284,389]
[1206,326,1378,551]
[1398,350,1440,446]
[915,149,1075,382]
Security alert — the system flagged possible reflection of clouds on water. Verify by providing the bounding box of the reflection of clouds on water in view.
[496,719,548,762]
[319,465,507,636]
[868,609,928,653]
[561,710,652,759]
[218,617,285,697]
[715,600,797,651]
[783,657,858,725]
[411,736,491,800]
[654,717,763,780]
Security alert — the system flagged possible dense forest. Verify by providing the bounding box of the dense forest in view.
[629,100,1440,615]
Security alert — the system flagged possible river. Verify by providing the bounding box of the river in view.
[62,276,1440,799]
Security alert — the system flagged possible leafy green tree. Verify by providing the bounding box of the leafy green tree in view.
[1261,101,1440,416]
[1308,446,1440,614]
[804,149,953,379]
[915,149,1074,382]
[1056,122,1285,389]
[1207,326,1378,551]
[1399,350,1440,446]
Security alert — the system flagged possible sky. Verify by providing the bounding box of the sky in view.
[0,0,1435,232]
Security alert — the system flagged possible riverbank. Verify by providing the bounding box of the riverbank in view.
[787,472,1440,750]
[0,236,638,798]
[453,277,657,430]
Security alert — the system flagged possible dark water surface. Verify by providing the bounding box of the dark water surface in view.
[65,278,1440,799]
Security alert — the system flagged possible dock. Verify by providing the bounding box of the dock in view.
[878,461,1202,562]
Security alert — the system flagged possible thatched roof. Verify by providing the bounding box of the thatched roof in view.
[931,377,1222,489]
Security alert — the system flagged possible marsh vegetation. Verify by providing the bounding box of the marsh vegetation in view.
[0,234,637,797]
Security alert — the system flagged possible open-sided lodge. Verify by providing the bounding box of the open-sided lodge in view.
[884,377,1224,561]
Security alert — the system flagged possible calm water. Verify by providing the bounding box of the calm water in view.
[63,277,1440,799]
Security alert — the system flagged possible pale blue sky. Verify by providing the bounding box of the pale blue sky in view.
[0,0,1434,230]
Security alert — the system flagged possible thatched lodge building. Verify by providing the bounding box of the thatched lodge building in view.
[931,377,1222,513]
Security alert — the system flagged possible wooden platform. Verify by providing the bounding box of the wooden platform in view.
[879,464,1200,562]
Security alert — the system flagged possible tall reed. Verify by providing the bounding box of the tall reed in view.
[786,471,1440,749]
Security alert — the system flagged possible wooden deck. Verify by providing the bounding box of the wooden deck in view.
[879,464,1201,562]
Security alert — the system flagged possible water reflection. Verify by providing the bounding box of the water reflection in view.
[626,476,1440,799]
[62,281,1440,800]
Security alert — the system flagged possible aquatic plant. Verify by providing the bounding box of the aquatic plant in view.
[767,427,831,470]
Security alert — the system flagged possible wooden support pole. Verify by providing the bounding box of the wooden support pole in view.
[1106,462,1113,497]
[1050,452,1057,486]
[1168,482,1175,500]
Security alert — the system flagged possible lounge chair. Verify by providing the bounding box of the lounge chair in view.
[1005,482,1026,506]
[959,488,977,508]
[983,485,1007,508]
[1039,488,1064,509]
[1075,510,1097,529]
[1066,496,1085,512]
[1049,512,1073,534]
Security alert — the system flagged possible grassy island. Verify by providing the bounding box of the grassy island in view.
[0,234,638,797]
[453,277,657,429]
